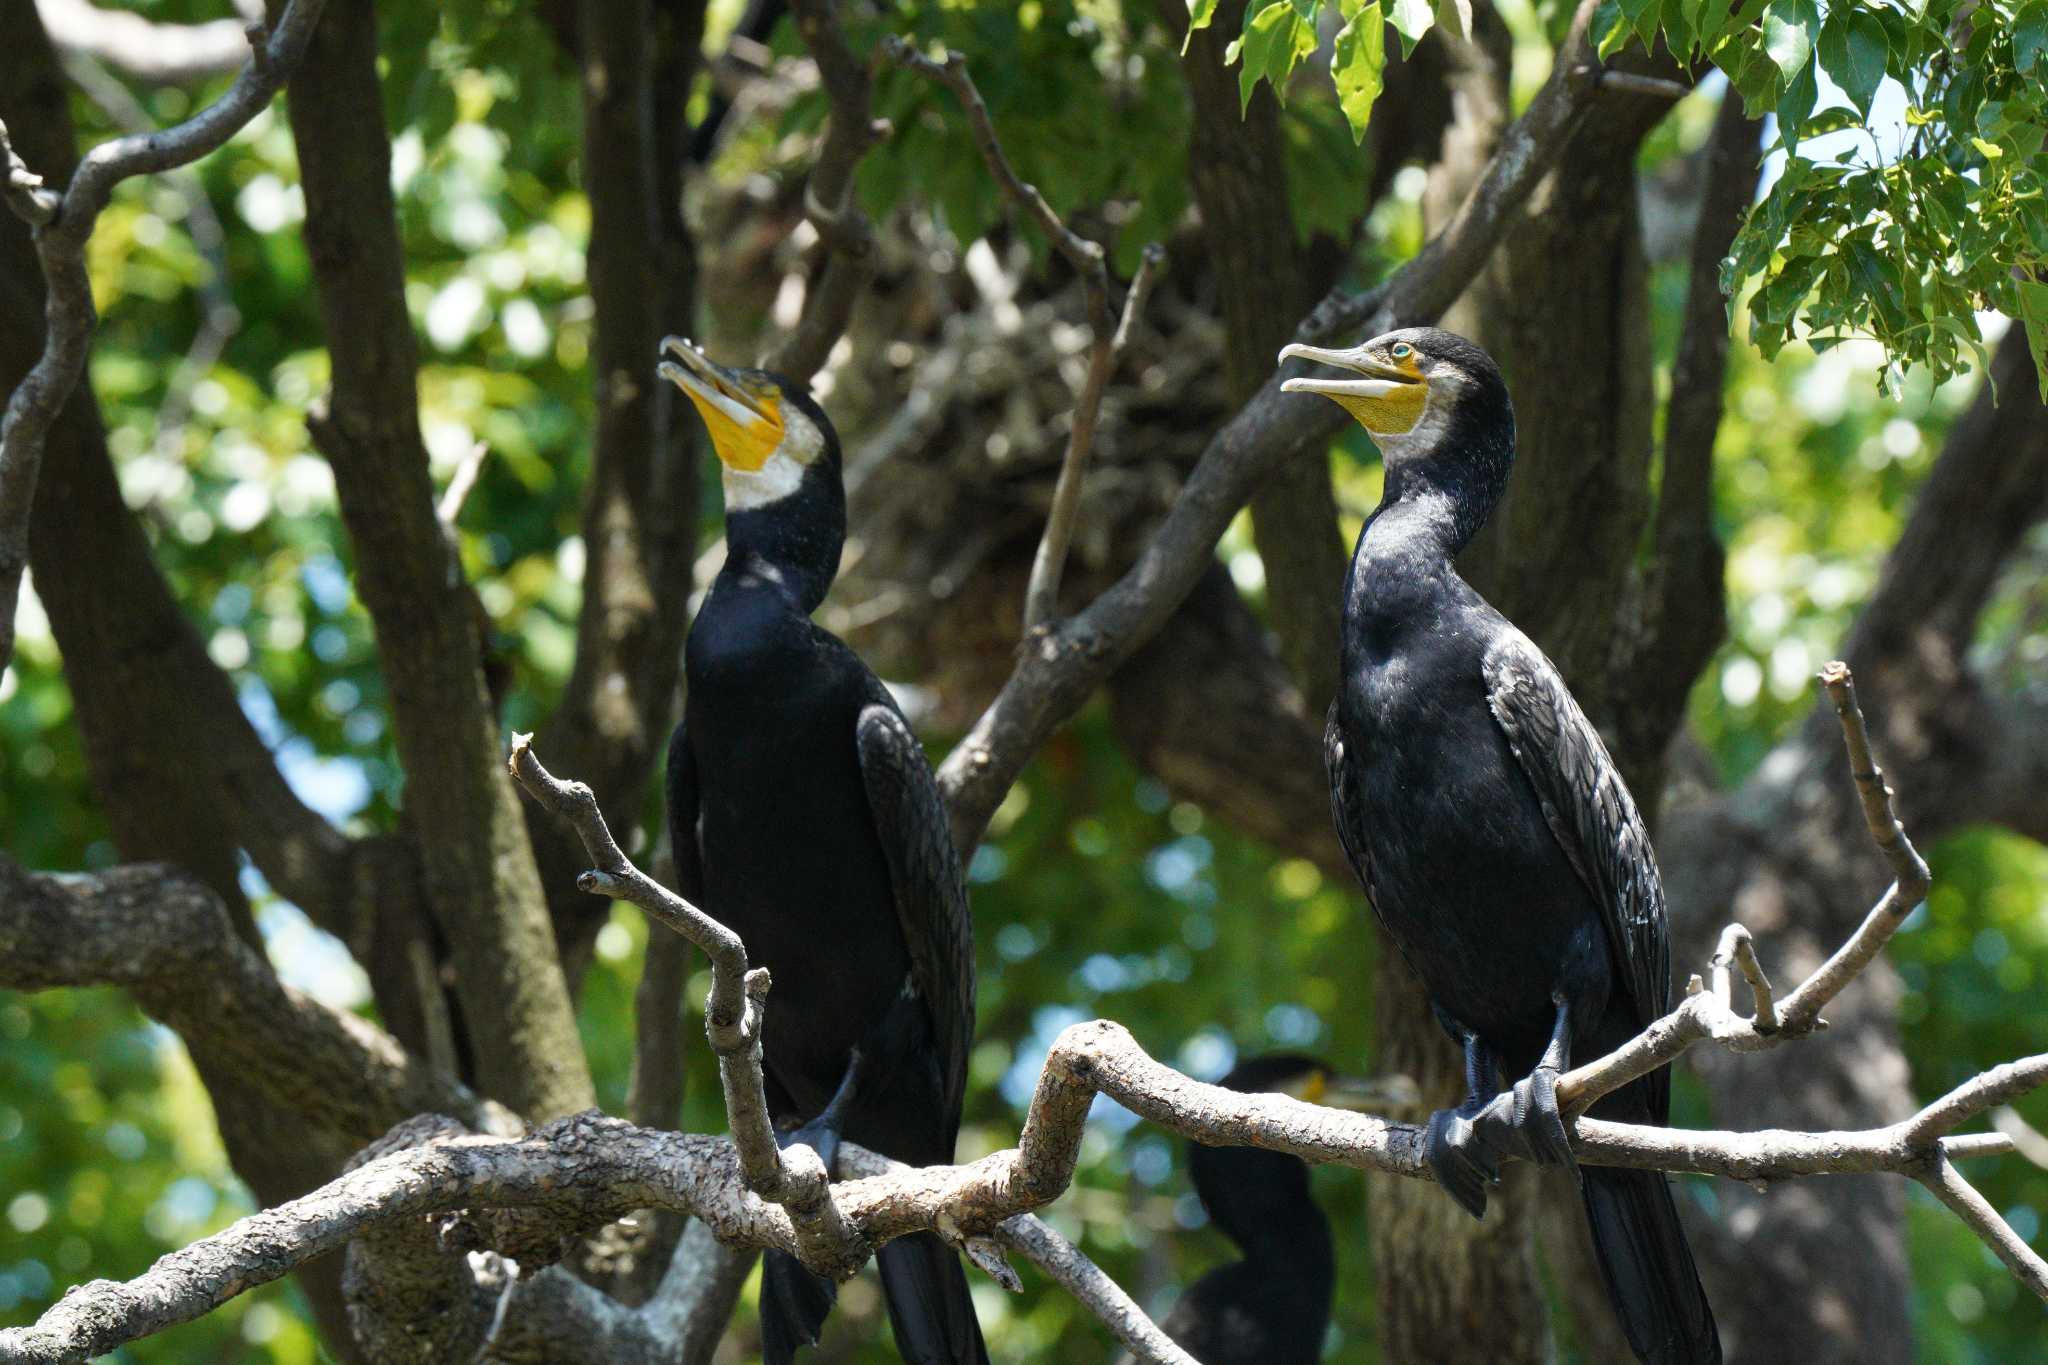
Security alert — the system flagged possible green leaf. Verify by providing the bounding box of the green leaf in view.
[1436,0,1474,41]
[1778,56,1817,144]
[1387,0,1436,56]
[2016,1,2048,75]
[1619,0,1660,48]
[1817,10,1887,116]
[1971,136,2004,159]
[1761,0,1817,83]
[1333,3,1386,143]
[1235,2,1300,113]
[2018,280,2048,400]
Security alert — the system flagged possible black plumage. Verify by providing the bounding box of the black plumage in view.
[660,339,985,1364]
[1282,327,1720,1365]
[1149,1055,1344,1365]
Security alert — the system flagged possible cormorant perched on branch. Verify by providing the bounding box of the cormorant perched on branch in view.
[1139,1055,1408,1365]
[1280,328,1721,1365]
[659,338,987,1365]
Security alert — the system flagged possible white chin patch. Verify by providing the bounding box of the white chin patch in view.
[722,450,807,511]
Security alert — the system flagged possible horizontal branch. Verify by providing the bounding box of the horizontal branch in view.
[0,853,511,1144]
[35,0,258,84]
[9,1003,2044,1364]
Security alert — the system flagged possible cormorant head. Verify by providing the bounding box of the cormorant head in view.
[659,336,846,608]
[1277,327,1515,542]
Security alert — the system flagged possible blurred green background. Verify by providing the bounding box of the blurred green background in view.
[2,0,2044,1361]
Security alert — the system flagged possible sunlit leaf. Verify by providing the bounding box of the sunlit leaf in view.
[1333,3,1386,143]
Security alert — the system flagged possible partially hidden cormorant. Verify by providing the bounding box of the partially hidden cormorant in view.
[1279,327,1721,1365]
[1135,1055,1409,1365]
[659,337,987,1365]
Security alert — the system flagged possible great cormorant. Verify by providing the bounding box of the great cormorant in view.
[1279,327,1721,1365]
[659,337,987,1365]
[1136,1055,1406,1365]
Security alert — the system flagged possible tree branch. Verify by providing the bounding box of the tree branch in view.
[287,0,593,1118]
[934,0,1619,849]
[33,0,261,85]
[764,0,888,384]
[0,0,324,674]
[883,38,1165,634]
[0,853,512,1143]
[18,669,2048,1362]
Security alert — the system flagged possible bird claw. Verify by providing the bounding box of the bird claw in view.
[1425,1065,1576,1217]
[1425,1105,1499,1219]
[1508,1064,1576,1172]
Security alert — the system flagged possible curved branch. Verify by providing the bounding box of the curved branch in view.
[0,0,327,674]
[934,0,1619,848]
[0,853,511,1143]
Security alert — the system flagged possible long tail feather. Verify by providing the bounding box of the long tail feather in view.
[759,1248,837,1365]
[876,1231,989,1365]
[1580,1166,1721,1365]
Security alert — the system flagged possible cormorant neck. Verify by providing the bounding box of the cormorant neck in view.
[719,458,845,614]
[1189,1143,1335,1277]
[1372,448,1504,558]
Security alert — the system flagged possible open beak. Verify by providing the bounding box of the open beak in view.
[1276,341,1417,399]
[659,336,785,470]
[659,336,776,423]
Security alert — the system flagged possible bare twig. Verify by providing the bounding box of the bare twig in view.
[1568,65,1693,100]
[1915,1150,2048,1299]
[1019,242,1165,632]
[10,1004,2047,1364]
[0,0,327,675]
[17,678,2048,1362]
[507,736,863,1279]
[1774,661,1932,1033]
[437,440,491,529]
[766,0,891,384]
[883,40,1165,633]
[1708,923,1777,1033]
[1558,663,1923,1114]
[1992,1107,2048,1168]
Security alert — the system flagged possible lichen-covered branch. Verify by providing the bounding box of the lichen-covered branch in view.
[0,854,512,1144]
[0,0,325,675]
[8,993,2045,1365]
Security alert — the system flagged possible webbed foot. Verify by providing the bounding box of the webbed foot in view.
[1425,1063,1576,1219]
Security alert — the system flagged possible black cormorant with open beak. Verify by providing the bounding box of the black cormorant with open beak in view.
[1279,327,1721,1364]
[1131,1055,1410,1365]
[659,338,987,1365]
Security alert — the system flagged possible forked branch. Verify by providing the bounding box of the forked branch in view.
[12,676,2042,1363]
[885,36,1166,633]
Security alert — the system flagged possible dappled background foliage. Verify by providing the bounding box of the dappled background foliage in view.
[2,0,2044,1361]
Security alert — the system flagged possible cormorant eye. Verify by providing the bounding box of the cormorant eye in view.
[1391,342,1414,361]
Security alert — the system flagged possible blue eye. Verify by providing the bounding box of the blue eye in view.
[1391,343,1414,360]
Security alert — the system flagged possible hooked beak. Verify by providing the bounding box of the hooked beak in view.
[659,336,786,471]
[659,336,776,423]
[1276,341,1418,399]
